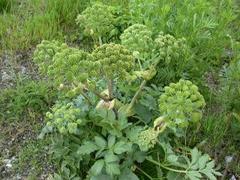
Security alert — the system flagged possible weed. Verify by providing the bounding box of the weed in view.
[0,79,57,122]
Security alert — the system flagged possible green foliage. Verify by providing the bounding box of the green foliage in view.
[159,79,206,127]
[0,0,13,13]
[220,59,240,112]
[0,80,57,122]
[153,31,190,83]
[0,0,90,51]
[128,0,236,81]
[120,24,153,59]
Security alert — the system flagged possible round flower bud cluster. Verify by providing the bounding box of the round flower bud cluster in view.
[159,79,206,127]
[91,43,134,79]
[120,24,153,59]
[76,3,115,39]
[154,32,187,65]
[33,40,68,74]
[137,128,160,151]
[46,103,85,134]
[47,47,91,84]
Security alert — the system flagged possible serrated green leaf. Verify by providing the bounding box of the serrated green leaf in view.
[78,141,98,155]
[53,173,63,180]
[186,171,202,180]
[167,171,185,180]
[106,162,120,176]
[119,168,139,180]
[213,170,222,176]
[104,151,119,163]
[106,109,116,121]
[167,154,179,164]
[90,174,112,180]
[95,136,107,148]
[133,151,146,163]
[201,169,217,180]
[191,148,200,165]
[125,126,143,142]
[114,141,131,154]
[206,161,215,169]
[90,159,105,176]
[108,135,116,148]
[198,154,209,169]
[134,103,152,123]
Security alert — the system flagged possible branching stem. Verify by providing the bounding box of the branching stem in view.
[128,80,147,111]
[146,157,187,174]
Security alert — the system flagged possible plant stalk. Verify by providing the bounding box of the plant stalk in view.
[107,79,114,100]
[146,157,187,174]
[128,80,147,111]
[98,36,103,46]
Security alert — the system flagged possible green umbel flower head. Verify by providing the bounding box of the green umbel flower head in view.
[76,3,115,39]
[33,40,68,74]
[46,103,86,135]
[48,47,91,85]
[154,32,188,64]
[120,24,153,59]
[138,128,160,151]
[91,43,134,80]
[159,79,206,127]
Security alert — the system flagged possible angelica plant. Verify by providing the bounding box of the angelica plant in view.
[35,6,220,179]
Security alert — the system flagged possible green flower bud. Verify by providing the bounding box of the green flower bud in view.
[159,79,205,127]
[120,24,153,59]
[92,43,134,80]
[76,3,115,39]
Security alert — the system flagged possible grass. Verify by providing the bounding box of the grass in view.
[0,0,90,52]
[0,79,57,122]
[14,138,53,178]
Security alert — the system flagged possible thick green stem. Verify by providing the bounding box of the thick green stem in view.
[137,58,143,70]
[79,91,93,105]
[128,80,147,111]
[146,157,187,174]
[71,82,93,105]
[107,79,114,100]
[98,36,103,46]
[90,88,109,101]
